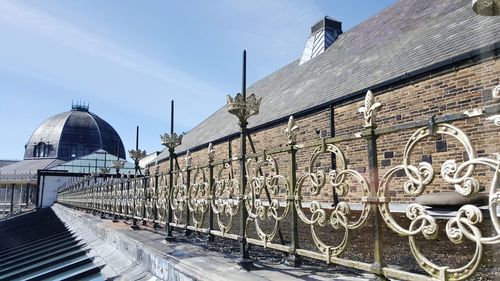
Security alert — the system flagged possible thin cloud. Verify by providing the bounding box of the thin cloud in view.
[0,1,222,97]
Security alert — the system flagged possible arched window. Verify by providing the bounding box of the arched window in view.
[33,142,49,158]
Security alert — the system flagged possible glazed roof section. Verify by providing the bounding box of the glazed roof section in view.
[49,150,137,175]
[156,0,500,162]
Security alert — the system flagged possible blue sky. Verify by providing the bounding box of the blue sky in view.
[0,0,395,160]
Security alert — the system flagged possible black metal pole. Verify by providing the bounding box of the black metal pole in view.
[166,100,175,241]
[40,175,45,208]
[136,126,139,151]
[185,167,191,236]
[135,126,139,176]
[171,100,174,134]
[237,50,252,269]
[142,176,147,225]
[242,50,246,100]
[208,155,214,241]
[153,170,160,228]
[9,184,15,214]
[36,173,41,208]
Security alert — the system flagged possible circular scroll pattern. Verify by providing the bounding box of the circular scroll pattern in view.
[187,167,210,229]
[378,123,500,280]
[211,163,239,235]
[171,171,187,224]
[246,155,289,245]
[156,174,168,223]
[133,178,144,218]
[145,176,156,220]
[296,143,371,258]
[127,179,135,216]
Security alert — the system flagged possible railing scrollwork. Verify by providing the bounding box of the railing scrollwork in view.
[57,86,500,281]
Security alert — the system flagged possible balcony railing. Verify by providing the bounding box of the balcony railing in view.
[57,89,500,281]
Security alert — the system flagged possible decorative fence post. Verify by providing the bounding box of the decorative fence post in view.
[153,165,160,228]
[126,173,132,221]
[226,50,262,269]
[185,151,192,236]
[161,131,183,241]
[285,116,302,267]
[208,144,215,240]
[142,174,148,225]
[359,90,386,278]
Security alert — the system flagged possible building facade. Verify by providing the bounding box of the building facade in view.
[0,104,134,213]
[150,0,499,203]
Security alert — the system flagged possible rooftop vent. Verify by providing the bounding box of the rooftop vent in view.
[300,16,342,65]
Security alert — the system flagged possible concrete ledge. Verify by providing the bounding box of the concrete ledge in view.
[52,204,376,281]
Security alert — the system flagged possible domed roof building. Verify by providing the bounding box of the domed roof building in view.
[0,104,135,209]
[24,104,125,160]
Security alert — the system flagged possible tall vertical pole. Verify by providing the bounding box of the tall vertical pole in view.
[36,173,41,208]
[130,126,141,229]
[242,50,246,100]
[136,126,139,151]
[208,154,214,240]
[153,168,160,228]
[171,100,174,135]
[135,126,139,176]
[238,50,252,269]
[185,166,191,236]
[166,100,176,241]
[10,184,15,214]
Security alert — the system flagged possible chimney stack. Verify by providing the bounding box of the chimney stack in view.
[300,16,342,65]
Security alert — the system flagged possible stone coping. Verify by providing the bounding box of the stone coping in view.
[52,204,377,281]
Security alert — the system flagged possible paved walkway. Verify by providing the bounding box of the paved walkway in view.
[53,204,379,281]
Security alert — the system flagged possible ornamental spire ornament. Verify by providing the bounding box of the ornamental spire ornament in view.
[207,143,215,162]
[161,100,183,150]
[358,90,383,128]
[160,132,183,150]
[129,126,146,175]
[226,50,262,126]
[185,150,192,169]
[284,116,299,144]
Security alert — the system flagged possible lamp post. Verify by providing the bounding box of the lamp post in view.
[161,100,183,241]
[226,50,261,270]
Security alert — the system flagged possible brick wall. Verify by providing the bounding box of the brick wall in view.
[151,58,499,203]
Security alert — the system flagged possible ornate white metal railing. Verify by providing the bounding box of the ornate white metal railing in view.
[58,86,500,281]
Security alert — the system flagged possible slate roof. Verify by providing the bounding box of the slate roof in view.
[0,159,65,182]
[0,208,103,280]
[156,0,500,162]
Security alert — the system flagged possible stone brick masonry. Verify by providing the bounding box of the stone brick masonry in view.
[152,57,499,203]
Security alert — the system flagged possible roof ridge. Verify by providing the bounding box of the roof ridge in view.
[86,111,103,151]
